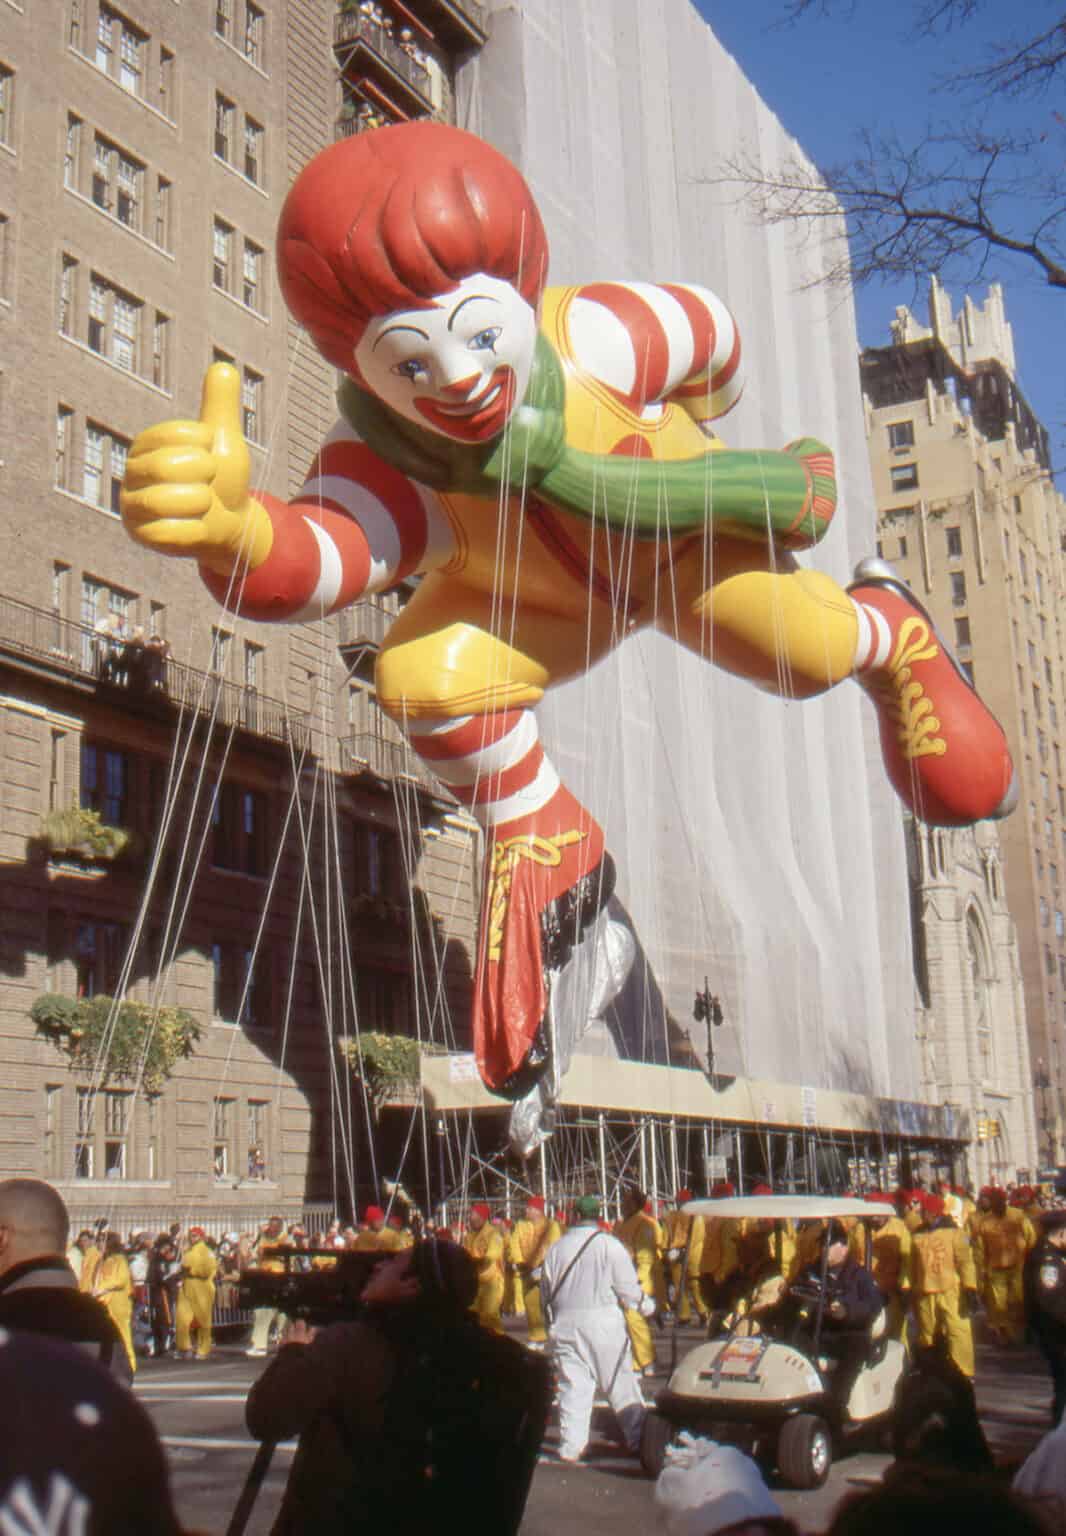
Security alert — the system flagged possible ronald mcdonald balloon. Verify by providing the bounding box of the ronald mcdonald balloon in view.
[120,123,1016,1120]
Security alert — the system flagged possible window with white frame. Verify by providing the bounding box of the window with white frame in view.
[64,114,82,189]
[0,214,8,303]
[243,116,263,184]
[244,3,264,67]
[96,6,146,99]
[88,275,142,373]
[91,135,145,232]
[158,47,173,118]
[0,65,13,149]
[155,176,171,249]
[75,1088,94,1177]
[82,421,130,512]
[103,1089,131,1177]
[214,1095,235,1177]
[152,312,170,390]
[212,218,232,291]
[242,368,262,442]
[242,239,262,310]
[59,255,78,336]
[215,0,232,41]
[215,93,235,162]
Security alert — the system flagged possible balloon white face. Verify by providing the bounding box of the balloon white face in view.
[354,273,538,444]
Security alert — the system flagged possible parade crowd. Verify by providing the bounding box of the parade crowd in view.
[7,1173,1066,1534]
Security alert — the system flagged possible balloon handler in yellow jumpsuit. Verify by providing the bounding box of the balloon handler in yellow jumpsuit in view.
[510,1195,562,1346]
[614,1186,663,1375]
[463,1202,506,1333]
[93,1232,137,1375]
[175,1225,218,1361]
[911,1194,978,1378]
[119,122,1017,1123]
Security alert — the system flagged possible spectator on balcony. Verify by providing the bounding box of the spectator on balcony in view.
[92,612,124,682]
[144,632,170,691]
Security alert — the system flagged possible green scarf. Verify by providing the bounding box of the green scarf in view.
[337,334,834,547]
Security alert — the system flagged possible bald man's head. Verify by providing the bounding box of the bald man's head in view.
[0,1179,70,1274]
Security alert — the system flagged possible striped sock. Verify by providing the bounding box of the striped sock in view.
[851,596,893,674]
[406,710,560,831]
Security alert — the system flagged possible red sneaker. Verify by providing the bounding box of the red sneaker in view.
[849,559,1016,826]
[473,785,613,1097]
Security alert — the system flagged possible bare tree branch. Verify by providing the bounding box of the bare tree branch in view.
[715,130,1066,296]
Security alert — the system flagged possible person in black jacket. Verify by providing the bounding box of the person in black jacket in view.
[0,1178,131,1383]
[776,1221,885,1415]
[1024,1209,1066,1425]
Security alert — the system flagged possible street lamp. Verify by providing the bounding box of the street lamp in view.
[693,977,724,1082]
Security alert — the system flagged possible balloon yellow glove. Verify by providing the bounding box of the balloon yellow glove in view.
[120,363,273,577]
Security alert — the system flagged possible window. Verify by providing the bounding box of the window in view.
[44,1085,63,1179]
[244,640,262,691]
[211,783,267,875]
[152,312,170,390]
[950,571,967,608]
[946,526,962,559]
[212,218,232,290]
[88,275,141,372]
[64,114,82,190]
[1019,549,1029,586]
[898,534,908,559]
[353,820,405,903]
[75,920,128,998]
[0,65,14,149]
[96,6,146,98]
[245,3,264,66]
[243,116,263,183]
[355,965,413,1036]
[1034,683,1043,717]
[75,1089,94,1178]
[215,93,234,162]
[247,1099,268,1175]
[1037,568,1045,605]
[91,135,145,233]
[155,176,171,249]
[954,616,971,649]
[210,624,231,673]
[81,741,130,824]
[59,254,78,336]
[103,1089,131,1177]
[1058,911,1065,941]
[887,420,914,450]
[241,368,263,442]
[158,47,173,117]
[890,463,918,492]
[212,943,270,1027]
[213,1095,235,1177]
[215,0,232,41]
[242,239,262,310]
[82,422,130,512]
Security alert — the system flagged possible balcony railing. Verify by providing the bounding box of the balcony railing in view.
[334,10,433,102]
[345,727,450,800]
[0,592,310,750]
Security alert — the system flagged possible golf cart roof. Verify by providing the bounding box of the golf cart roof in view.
[681,1195,890,1220]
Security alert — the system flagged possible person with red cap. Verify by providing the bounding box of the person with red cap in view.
[976,1186,1035,1344]
[698,1181,740,1324]
[463,1202,505,1332]
[911,1191,978,1377]
[175,1225,217,1362]
[352,1205,409,1253]
[247,1215,289,1357]
[865,1192,912,1345]
[509,1195,561,1347]
[662,1190,707,1326]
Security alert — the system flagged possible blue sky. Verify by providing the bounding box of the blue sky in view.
[696,1,1064,469]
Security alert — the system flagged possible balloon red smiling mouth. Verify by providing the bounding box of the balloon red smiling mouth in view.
[415,367,516,442]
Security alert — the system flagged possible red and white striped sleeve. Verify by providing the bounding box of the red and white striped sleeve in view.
[199,418,457,622]
[564,280,743,424]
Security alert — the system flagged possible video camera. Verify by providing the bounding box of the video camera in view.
[237,1246,383,1325]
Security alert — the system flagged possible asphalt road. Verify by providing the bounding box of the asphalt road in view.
[136,1323,1055,1535]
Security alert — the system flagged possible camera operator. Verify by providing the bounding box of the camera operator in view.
[246,1238,550,1535]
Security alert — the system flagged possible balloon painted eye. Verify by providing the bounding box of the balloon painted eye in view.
[393,358,425,381]
[469,326,502,351]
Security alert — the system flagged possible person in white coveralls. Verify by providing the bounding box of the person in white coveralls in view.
[539,1192,653,1462]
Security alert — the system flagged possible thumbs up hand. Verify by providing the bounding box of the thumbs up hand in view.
[121,364,273,575]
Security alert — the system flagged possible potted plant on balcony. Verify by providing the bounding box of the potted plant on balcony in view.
[31,993,201,1091]
[38,805,131,866]
[341,1030,426,1117]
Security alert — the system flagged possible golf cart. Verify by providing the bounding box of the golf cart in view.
[642,1195,909,1489]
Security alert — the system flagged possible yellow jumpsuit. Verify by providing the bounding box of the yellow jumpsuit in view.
[978,1209,1033,1343]
[698,1214,740,1309]
[911,1224,976,1377]
[509,1216,562,1343]
[351,1225,411,1252]
[175,1240,218,1360]
[464,1223,506,1333]
[615,1211,662,1370]
[870,1217,912,1345]
[663,1210,708,1322]
[78,1243,101,1294]
[94,1254,136,1374]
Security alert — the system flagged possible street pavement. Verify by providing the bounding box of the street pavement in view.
[137,1322,1056,1534]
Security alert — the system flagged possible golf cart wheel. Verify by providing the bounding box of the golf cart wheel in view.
[777,1413,831,1489]
[639,1411,675,1476]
